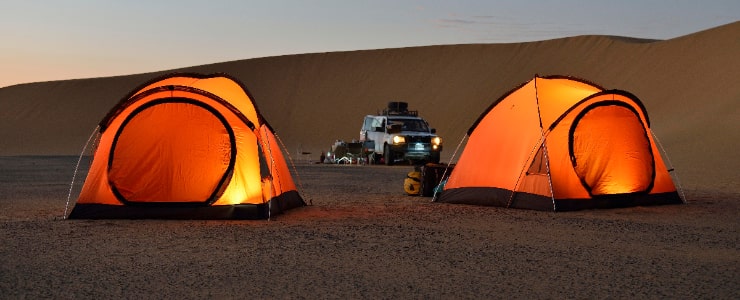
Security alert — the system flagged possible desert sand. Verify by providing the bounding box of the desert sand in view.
[1,157,738,298]
[0,22,738,298]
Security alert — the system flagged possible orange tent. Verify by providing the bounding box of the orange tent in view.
[437,75,683,211]
[68,73,305,219]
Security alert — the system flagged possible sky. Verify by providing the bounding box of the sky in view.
[1,0,738,88]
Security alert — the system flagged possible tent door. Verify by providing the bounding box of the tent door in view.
[569,103,655,196]
[108,99,236,205]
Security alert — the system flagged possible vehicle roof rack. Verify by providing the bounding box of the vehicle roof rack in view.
[381,101,418,116]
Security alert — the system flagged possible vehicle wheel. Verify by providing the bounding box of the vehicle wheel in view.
[384,144,394,166]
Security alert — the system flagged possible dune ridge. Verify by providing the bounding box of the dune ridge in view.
[0,21,738,191]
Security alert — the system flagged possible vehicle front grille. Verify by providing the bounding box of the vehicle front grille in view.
[407,136,431,143]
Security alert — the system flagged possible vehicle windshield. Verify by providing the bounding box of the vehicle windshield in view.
[389,118,429,132]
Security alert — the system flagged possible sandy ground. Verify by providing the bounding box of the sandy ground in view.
[1,156,737,299]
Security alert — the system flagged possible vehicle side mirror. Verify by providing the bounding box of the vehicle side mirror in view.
[387,124,402,134]
[430,128,436,134]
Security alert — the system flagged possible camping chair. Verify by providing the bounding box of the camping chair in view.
[345,142,365,164]
[334,142,364,164]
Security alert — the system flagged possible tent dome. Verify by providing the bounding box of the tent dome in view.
[438,75,682,211]
[69,73,305,219]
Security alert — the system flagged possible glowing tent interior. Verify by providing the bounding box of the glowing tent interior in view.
[68,73,305,219]
[437,75,683,211]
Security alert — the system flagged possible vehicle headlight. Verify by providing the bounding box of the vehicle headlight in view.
[392,136,406,144]
[432,137,442,146]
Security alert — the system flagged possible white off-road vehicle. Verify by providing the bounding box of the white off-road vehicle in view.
[360,102,442,165]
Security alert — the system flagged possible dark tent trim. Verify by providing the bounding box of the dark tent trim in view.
[549,89,652,131]
[99,72,270,131]
[438,187,682,211]
[100,84,257,132]
[68,191,305,220]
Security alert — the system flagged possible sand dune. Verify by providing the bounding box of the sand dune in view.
[1,22,738,191]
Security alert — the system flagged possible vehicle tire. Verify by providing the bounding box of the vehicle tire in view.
[384,144,394,166]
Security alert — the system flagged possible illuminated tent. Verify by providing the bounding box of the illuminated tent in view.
[437,75,683,211]
[68,73,305,219]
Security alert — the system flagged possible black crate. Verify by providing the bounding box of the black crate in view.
[420,163,454,197]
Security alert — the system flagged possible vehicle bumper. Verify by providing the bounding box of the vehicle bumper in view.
[389,143,442,160]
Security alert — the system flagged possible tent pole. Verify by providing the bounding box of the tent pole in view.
[274,133,311,206]
[541,140,557,211]
[506,137,546,208]
[63,127,100,220]
[531,76,557,210]
[261,127,277,221]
